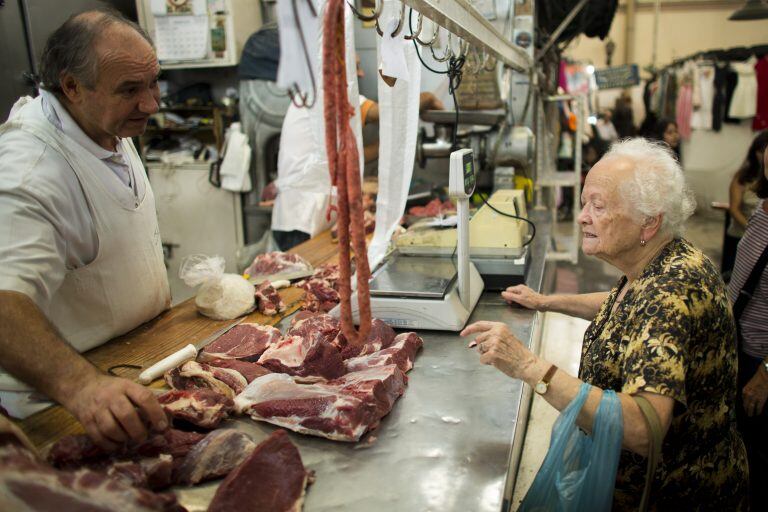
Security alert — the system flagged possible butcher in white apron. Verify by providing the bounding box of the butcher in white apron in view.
[0,10,170,448]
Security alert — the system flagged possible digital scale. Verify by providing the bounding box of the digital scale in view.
[395,188,530,289]
[344,149,484,331]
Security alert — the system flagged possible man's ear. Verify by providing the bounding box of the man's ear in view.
[59,73,83,105]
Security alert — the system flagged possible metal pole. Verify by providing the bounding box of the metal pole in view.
[624,0,635,64]
[19,0,37,77]
[651,0,661,68]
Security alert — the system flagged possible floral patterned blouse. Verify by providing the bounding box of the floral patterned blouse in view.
[579,238,748,510]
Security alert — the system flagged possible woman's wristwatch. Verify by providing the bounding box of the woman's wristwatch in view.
[535,364,559,395]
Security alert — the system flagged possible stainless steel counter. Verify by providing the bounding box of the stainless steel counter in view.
[178,216,550,512]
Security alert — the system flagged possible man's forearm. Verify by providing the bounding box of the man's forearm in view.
[0,291,100,407]
[542,292,610,320]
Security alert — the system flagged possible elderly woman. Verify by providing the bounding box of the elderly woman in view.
[462,138,748,510]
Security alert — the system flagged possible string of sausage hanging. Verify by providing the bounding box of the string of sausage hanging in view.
[322,0,372,345]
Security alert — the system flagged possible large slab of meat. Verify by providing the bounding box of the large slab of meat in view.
[0,443,185,512]
[235,364,407,442]
[245,252,312,279]
[174,429,256,486]
[199,323,282,362]
[287,312,340,345]
[204,358,272,383]
[165,361,247,399]
[258,332,345,381]
[344,332,423,373]
[48,429,206,471]
[332,318,397,359]
[158,389,234,430]
[105,454,174,490]
[254,281,287,316]
[47,427,263,494]
[296,264,341,313]
[408,197,455,217]
[208,429,312,512]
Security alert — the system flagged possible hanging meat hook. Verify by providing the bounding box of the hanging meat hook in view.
[413,12,438,46]
[482,48,498,72]
[375,1,406,38]
[403,10,422,41]
[288,0,318,108]
[347,0,383,22]
[429,29,453,62]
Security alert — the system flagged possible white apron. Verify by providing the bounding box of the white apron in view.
[0,98,170,417]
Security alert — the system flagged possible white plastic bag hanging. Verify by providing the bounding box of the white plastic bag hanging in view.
[179,254,255,320]
[368,2,422,269]
[219,122,252,192]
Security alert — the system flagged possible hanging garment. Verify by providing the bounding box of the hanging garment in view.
[724,65,740,124]
[662,73,678,121]
[753,56,768,131]
[676,83,693,140]
[691,62,715,130]
[712,63,728,131]
[729,57,758,119]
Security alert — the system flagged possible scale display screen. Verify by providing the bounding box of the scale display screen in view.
[463,152,476,195]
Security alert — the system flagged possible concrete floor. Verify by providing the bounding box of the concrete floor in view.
[510,212,725,509]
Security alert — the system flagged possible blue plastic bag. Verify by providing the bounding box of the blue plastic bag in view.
[519,382,624,512]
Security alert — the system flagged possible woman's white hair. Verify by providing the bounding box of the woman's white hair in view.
[604,138,696,236]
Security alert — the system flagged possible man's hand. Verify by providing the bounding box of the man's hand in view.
[502,285,548,311]
[418,92,444,114]
[742,364,768,417]
[461,321,538,380]
[63,375,168,450]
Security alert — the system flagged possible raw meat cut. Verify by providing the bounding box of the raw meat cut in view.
[344,332,423,373]
[106,454,174,490]
[164,361,247,399]
[158,390,234,429]
[331,210,375,239]
[258,334,345,380]
[287,312,340,347]
[254,281,287,316]
[174,429,256,486]
[236,365,407,442]
[298,278,339,313]
[208,430,311,512]
[296,264,341,313]
[199,323,281,362]
[322,365,408,420]
[1,444,185,512]
[332,318,397,359]
[205,358,272,383]
[48,429,206,470]
[408,197,455,217]
[245,252,311,279]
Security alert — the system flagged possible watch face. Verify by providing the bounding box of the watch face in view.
[535,382,547,395]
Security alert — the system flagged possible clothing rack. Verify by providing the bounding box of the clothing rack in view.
[660,44,768,73]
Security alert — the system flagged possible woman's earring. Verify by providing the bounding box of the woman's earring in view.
[640,239,647,247]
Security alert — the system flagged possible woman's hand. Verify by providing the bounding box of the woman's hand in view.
[742,365,768,417]
[501,285,548,311]
[460,321,539,380]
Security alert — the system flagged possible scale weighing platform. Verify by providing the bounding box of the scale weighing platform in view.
[348,149,484,331]
[395,188,531,290]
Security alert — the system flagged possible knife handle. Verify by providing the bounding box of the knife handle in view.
[138,344,197,385]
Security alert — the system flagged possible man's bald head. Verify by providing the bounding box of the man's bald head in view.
[39,8,153,95]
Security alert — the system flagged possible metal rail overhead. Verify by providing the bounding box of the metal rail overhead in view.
[400,0,532,72]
